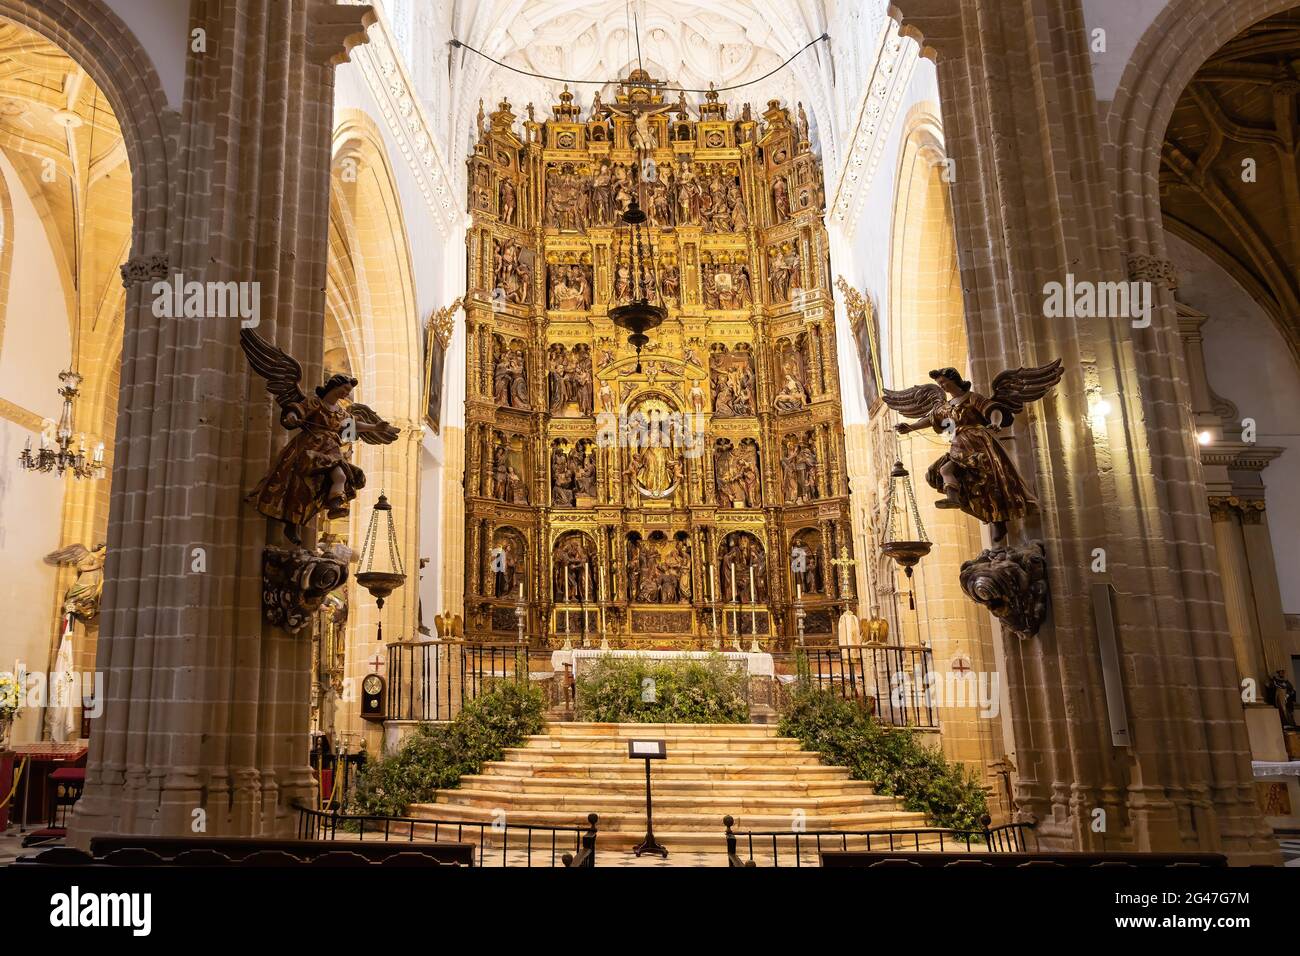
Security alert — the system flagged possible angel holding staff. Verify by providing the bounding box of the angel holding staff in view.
[239,328,400,545]
[884,360,1063,544]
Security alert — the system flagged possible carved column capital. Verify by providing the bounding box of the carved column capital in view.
[1126,253,1178,291]
[1208,495,1265,523]
[119,252,169,288]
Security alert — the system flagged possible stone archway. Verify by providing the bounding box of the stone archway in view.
[327,109,422,746]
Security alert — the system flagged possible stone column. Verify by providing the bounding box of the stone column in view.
[71,1,377,845]
[894,0,1276,861]
[1209,500,1266,687]
[1238,504,1289,676]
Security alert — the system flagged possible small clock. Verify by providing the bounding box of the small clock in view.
[361,673,385,721]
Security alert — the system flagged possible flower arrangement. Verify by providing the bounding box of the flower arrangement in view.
[0,672,20,722]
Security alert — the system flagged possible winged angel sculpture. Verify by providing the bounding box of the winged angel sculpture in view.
[240,328,400,545]
[884,360,1063,544]
[43,542,107,623]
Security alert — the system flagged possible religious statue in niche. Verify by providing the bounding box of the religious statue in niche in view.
[493,237,533,304]
[498,176,517,226]
[552,533,595,601]
[718,532,767,603]
[548,263,593,311]
[790,534,823,594]
[544,163,590,231]
[713,438,761,508]
[550,439,598,507]
[779,432,820,504]
[491,529,525,598]
[772,176,791,223]
[43,542,107,623]
[768,244,801,303]
[659,261,681,307]
[646,171,674,227]
[710,349,755,417]
[492,342,529,409]
[624,408,685,500]
[627,534,692,604]
[547,344,594,416]
[491,436,530,504]
[885,360,1064,543]
[591,161,615,225]
[774,348,810,412]
[675,160,702,224]
[703,260,753,310]
[239,328,400,544]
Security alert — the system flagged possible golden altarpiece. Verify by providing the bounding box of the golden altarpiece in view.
[462,72,855,648]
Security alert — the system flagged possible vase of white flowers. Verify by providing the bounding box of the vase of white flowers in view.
[0,671,20,750]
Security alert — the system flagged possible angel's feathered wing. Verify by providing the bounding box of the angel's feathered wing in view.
[347,403,401,445]
[986,358,1064,427]
[881,382,946,420]
[239,328,306,412]
[44,544,90,567]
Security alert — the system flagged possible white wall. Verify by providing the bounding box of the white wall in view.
[0,152,72,744]
[1166,232,1300,614]
[102,0,188,108]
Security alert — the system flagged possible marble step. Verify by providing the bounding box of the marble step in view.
[409,803,929,837]
[544,722,784,738]
[435,784,896,813]
[475,763,862,785]
[466,772,873,796]
[519,734,805,753]
[500,746,824,765]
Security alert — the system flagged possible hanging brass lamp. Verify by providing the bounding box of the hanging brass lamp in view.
[355,491,406,639]
[881,460,930,608]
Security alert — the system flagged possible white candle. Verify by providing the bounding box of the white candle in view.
[729,562,737,604]
[564,569,570,603]
[519,581,524,599]
[708,564,716,602]
[796,581,802,601]
[94,442,105,462]
[749,567,756,604]
[583,563,590,603]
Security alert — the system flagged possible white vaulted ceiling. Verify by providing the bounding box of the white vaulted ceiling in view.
[440,0,858,181]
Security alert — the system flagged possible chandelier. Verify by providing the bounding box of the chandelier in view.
[20,90,105,482]
[609,175,666,373]
[18,370,105,479]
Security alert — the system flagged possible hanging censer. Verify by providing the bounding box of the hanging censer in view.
[355,491,406,640]
[880,460,931,610]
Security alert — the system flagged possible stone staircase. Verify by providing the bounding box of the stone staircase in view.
[408,722,929,852]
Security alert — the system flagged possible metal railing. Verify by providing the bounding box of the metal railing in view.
[296,804,596,868]
[775,645,938,728]
[386,640,527,722]
[724,815,1036,866]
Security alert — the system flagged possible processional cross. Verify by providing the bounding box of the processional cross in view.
[829,546,857,600]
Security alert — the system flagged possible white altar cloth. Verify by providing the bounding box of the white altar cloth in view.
[550,647,775,678]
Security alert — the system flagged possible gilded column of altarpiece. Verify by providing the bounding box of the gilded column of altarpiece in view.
[463,72,854,649]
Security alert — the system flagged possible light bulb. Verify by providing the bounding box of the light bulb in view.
[1197,430,1212,446]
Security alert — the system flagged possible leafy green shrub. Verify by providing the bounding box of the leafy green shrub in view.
[350,680,544,816]
[575,654,749,724]
[779,685,988,833]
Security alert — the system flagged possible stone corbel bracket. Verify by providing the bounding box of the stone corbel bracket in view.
[262,546,350,633]
[959,541,1050,639]
[309,3,377,66]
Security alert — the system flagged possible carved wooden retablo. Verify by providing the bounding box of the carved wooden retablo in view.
[463,72,855,649]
